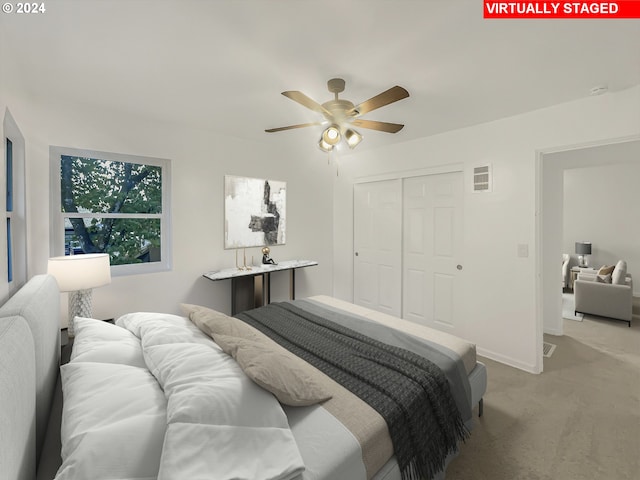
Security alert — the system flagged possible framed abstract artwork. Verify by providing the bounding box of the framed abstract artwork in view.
[224,175,286,249]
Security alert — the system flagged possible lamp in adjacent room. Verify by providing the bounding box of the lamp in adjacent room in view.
[47,253,111,337]
[575,242,592,267]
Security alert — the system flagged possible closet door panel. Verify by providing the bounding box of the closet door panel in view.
[353,179,402,317]
[403,173,463,331]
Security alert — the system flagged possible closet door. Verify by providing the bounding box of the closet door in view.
[403,172,463,331]
[353,179,402,317]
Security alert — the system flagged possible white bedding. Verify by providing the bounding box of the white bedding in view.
[57,307,484,480]
[56,314,305,480]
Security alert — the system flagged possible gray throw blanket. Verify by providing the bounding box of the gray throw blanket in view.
[235,302,468,480]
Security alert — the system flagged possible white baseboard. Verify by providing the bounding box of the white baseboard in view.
[544,327,563,336]
[476,346,540,374]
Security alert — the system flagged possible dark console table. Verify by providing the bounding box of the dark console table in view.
[203,260,318,315]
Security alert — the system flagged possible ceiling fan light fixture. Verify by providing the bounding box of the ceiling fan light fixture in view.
[322,125,341,145]
[345,129,362,149]
[266,78,409,152]
[318,138,334,152]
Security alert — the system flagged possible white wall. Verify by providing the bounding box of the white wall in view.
[563,163,640,290]
[3,90,335,325]
[334,85,640,373]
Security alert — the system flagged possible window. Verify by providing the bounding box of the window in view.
[3,109,26,294]
[6,138,13,282]
[50,146,172,276]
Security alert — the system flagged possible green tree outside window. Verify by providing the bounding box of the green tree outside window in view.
[60,155,163,265]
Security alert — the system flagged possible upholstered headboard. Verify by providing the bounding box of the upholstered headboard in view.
[0,275,60,479]
[0,315,36,480]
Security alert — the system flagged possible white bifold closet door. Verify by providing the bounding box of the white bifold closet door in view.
[353,172,464,332]
[403,172,463,331]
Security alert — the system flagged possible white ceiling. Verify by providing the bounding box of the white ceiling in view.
[2,0,639,152]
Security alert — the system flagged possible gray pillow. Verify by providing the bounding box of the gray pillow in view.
[596,274,612,284]
[181,303,261,341]
[214,334,333,406]
[597,265,615,276]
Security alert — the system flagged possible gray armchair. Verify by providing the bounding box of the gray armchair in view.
[574,260,632,326]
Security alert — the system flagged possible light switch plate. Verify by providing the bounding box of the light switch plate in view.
[517,244,529,258]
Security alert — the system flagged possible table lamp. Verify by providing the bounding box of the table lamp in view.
[575,242,592,267]
[47,253,111,337]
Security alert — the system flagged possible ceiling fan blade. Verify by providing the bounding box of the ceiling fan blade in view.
[265,122,320,133]
[282,91,332,117]
[348,86,409,116]
[351,119,405,133]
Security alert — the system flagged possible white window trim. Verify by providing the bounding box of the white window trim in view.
[49,146,172,277]
[4,109,27,294]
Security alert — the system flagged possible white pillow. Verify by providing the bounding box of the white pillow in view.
[116,311,211,346]
[71,317,146,368]
[56,362,166,480]
[611,260,627,285]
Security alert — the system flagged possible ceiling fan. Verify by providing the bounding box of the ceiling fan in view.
[265,78,409,152]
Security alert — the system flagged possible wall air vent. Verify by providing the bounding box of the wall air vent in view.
[473,164,492,193]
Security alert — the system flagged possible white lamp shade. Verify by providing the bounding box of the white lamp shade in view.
[47,253,111,292]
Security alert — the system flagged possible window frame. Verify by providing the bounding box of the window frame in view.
[50,146,172,277]
[6,138,13,283]
[3,109,27,295]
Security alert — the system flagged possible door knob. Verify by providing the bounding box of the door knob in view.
[457,264,463,270]
[355,252,359,256]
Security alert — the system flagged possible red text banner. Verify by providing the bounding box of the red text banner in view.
[484,1,640,18]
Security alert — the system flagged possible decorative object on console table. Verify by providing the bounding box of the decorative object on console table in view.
[47,253,111,337]
[224,175,286,249]
[235,248,253,271]
[262,246,277,265]
[203,260,317,315]
[575,241,592,267]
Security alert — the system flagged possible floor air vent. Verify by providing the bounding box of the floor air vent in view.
[543,342,556,358]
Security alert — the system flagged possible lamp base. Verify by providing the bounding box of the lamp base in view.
[577,255,589,267]
[68,288,93,337]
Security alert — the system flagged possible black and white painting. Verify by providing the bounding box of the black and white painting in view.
[224,175,286,249]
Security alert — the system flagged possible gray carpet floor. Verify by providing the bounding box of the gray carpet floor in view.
[446,314,639,479]
[562,292,583,321]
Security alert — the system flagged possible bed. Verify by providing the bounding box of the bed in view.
[0,275,487,480]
